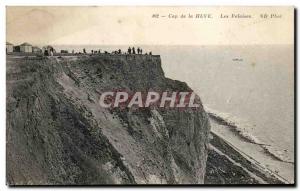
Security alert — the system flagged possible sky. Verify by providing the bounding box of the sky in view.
[6,6,294,46]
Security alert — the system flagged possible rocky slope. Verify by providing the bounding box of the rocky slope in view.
[6,55,211,185]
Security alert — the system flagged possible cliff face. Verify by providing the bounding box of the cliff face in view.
[6,55,211,185]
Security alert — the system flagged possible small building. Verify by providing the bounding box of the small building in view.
[6,42,13,53]
[20,42,32,53]
[13,46,20,52]
[60,50,68,54]
[32,46,42,53]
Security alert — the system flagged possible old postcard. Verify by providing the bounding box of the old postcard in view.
[6,6,294,185]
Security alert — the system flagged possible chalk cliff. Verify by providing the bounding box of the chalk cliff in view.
[6,55,211,185]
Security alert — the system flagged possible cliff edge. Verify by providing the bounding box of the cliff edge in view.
[6,55,211,185]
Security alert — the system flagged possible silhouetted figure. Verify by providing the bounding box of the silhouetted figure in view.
[83,48,86,54]
[128,47,131,54]
[140,49,143,54]
[132,47,136,54]
[50,47,54,56]
[91,50,94,54]
[137,47,140,54]
[149,51,152,55]
[118,49,121,54]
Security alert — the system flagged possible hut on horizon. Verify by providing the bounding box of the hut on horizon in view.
[32,46,42,53]
[20,42,32,53]
[13,46,20,52]
[6,42,13,53]
[60,50,68,54]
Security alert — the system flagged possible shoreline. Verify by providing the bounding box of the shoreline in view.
[206,131,289,184]
[206,113,294,184]
[205,106,294,164]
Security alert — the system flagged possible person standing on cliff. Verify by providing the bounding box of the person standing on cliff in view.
[83,48,86,54]
[132,47,136,54]
[128,47,131,54]
[50,47,54,56]
[140,49,143,54]
[137,47,140,54]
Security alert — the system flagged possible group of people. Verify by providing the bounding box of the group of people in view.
[91,50,101,54]
[111,49,122,54]
[76,47,152,55]
[127,47,152,55]
[109,47,152,55]
[127,47,142,54]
